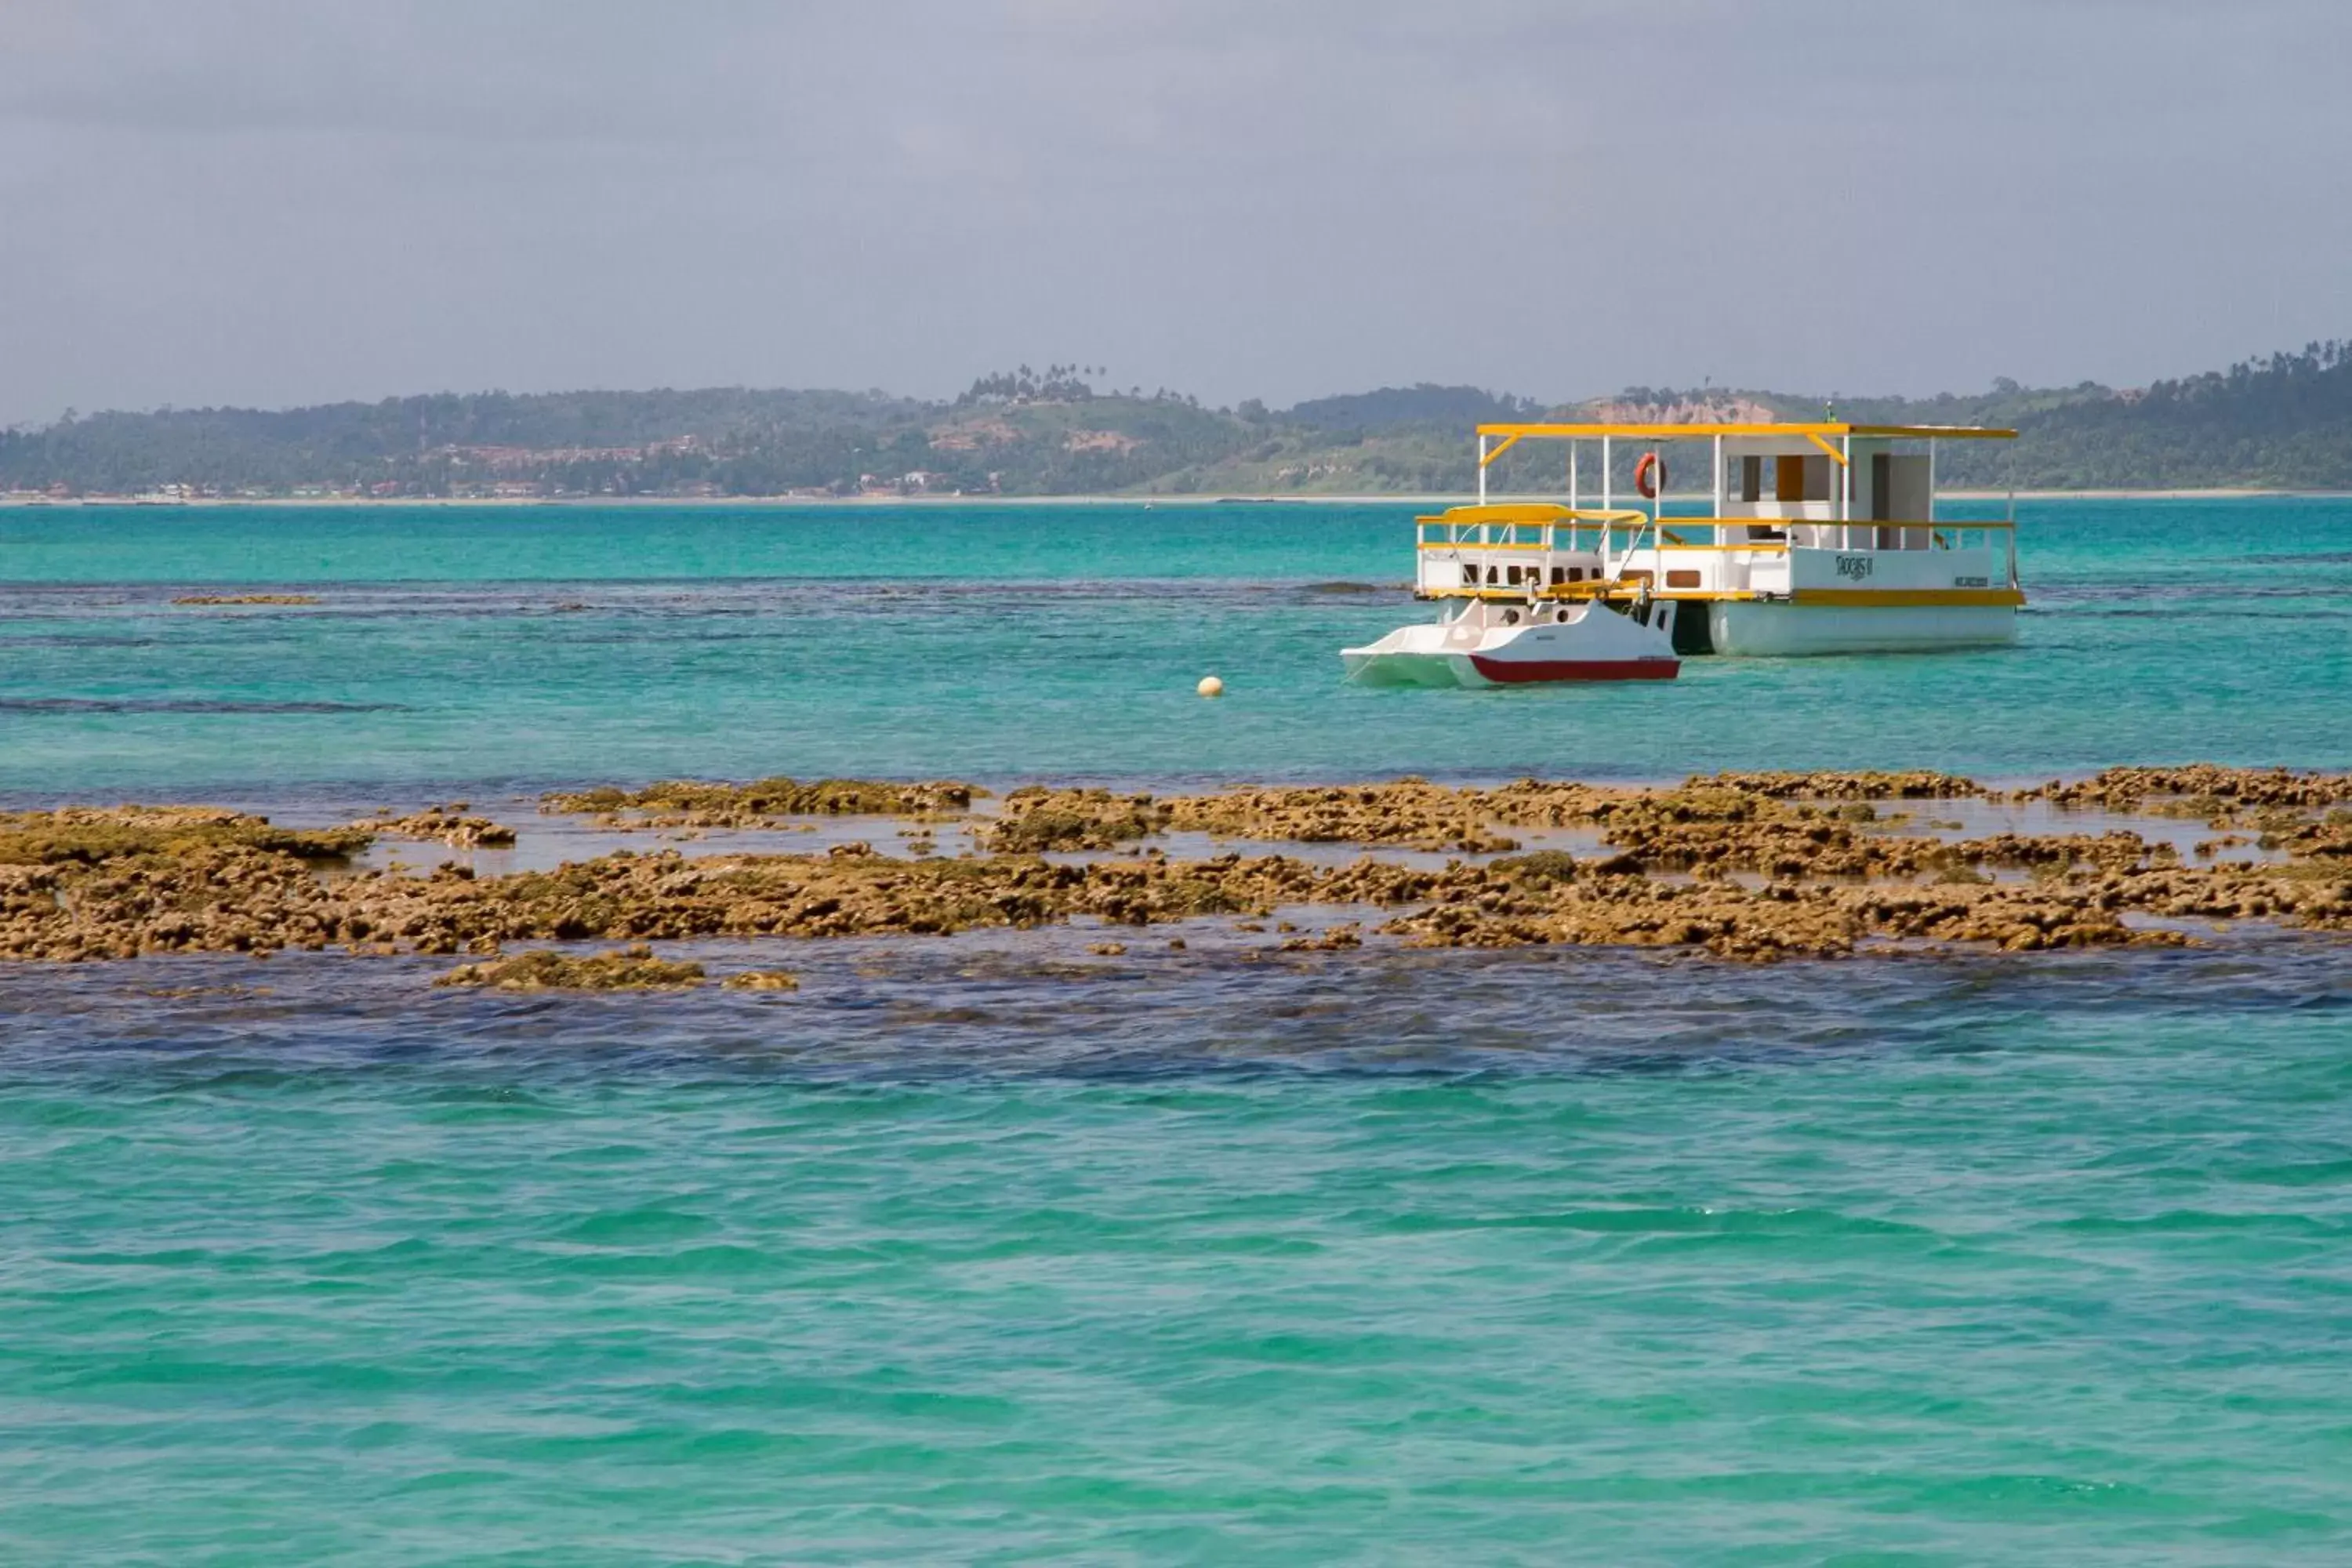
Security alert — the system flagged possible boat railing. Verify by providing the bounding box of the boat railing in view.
[1417,506,2020,592]
[1420,511,2013,552]
[1414,506,1655,555]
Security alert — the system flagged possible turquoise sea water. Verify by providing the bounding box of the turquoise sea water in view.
[2,501,2350,1563]
[2,498,2347,796]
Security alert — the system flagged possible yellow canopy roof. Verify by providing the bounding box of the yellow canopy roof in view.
[1475,422,2016,441]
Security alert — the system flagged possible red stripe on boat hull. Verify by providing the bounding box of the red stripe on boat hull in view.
[1465,656,1679,684]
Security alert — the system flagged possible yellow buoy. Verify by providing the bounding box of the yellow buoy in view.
[1197,675,1225,698]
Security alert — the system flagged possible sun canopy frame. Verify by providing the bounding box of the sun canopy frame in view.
[1474,422,2016,441]
[1468,421,2016,529]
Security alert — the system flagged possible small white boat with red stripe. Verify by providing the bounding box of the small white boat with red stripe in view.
[1342,594,1681,688]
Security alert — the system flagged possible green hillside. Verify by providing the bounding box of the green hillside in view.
[5,343,2350,499]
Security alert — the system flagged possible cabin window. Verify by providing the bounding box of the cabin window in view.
[1462,564,1479,586]
[1733,449,1833,507]
[1665,569,1701,589]
[1775,455,1806,502]
[1549,566,1566,585]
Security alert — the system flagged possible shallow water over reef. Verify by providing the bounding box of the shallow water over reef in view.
[2,499,2350,1561]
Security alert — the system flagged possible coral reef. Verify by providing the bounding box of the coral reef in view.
[2,769,2347,967]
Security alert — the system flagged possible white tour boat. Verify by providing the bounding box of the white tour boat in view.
[1343,419,2022,683]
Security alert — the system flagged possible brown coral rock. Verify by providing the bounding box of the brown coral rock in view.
[359,808,517,848]
[1701,769,1987,800]
[722,968,800,990]
[981,788,1167,851]
[1163,780,1520,853]
[541,777,979,828]
[434,944,706,990]
[0,806,369,866]
[2012,764,2352,814]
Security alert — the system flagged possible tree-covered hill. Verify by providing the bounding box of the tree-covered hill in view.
[1276,384,1545,434]
[5,343,2351,499]
[1675,343,2352,489]
[0,388,924,497]
[1965,343,2352,488]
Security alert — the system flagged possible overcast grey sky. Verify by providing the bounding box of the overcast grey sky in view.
[1,0,2345,423]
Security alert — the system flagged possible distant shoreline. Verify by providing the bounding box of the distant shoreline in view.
[0,488,2338,510]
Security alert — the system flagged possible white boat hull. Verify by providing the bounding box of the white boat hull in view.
[1704,601,2016,656]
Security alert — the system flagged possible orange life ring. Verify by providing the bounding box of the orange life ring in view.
[1635,451,1665,500]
